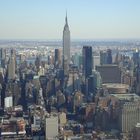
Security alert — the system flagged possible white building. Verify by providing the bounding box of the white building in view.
[63,12,70,75]
[119,101,140,133]
[93,55,100,70]
[59,112,67,126]
[4,96,13,108]
[45,114,58,140]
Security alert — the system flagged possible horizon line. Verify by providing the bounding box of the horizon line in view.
[0,38,140,41]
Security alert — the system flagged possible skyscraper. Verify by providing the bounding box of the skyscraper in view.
[133,49,139,65]
[8,50,16,80]
[87,71,102,100]
[82,46,93,78]
[0,48,6,68]
[54,49,61,68]
[106,49,112,64]
[63,12,70,75]
[100,49,112,65]
[100,51,107,65]
[0,48,6,60]
[119,101,140,133]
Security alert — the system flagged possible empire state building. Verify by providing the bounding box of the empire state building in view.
[63,13,70,75]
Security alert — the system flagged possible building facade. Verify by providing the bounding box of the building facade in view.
[82,46,93,79]
[63,13,70,75]
[119,101,140,133]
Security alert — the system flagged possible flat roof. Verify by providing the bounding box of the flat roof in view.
[1,131,26,136]
[111,93,140,101]
[103,83,129,89]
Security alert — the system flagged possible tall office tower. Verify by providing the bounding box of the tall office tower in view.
[100,49,112,65]
[0,48,6,68]
[55,49,61,68]
[114,52,123,64]
[0,48,6,59]
[10,49,16,58]
[35,56,41,71]
[93,55,100,69]
[8,50,16,80]
[87,71,102,98]
[87,75,95,100]
[82,46,93,78]
[93,70,102,89]
[63,12,70,75]
[106,49,112,64]
[133,49,139,65]
[72,53,79,67]
[100,51,107,65]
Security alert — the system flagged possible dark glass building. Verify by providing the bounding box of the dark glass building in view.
[106,49,112,64]
[82,46,93,78]
[100,49,112,65]
[133,49,139,65]
[100,51,107,65]
[54,49,61,68]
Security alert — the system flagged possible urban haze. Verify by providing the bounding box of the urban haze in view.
[0,0,140,140]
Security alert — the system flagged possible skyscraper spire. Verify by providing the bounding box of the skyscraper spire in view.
[65,10,68,26]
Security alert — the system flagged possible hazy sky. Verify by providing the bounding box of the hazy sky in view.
[0,0,140,40]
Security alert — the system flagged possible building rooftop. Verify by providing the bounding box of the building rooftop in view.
[103,83,129,94]
[111,93,140,101]
[103,83,129,89]
[136,123,140,128]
